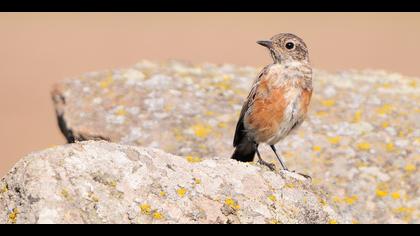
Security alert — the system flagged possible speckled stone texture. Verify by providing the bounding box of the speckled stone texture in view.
[0,141,341,224]
[51,60,420,223]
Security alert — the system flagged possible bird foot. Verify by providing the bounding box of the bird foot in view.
[257,159,276,171]
[289,170,312,180]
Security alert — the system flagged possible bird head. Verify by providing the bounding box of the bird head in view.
[257,33,309,64]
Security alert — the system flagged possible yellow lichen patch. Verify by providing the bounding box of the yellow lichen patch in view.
[61,189,70,199]
[285,183,295,189]
[377,104,393,115]
[381,82,392,88]
[391,192,401,200]
[269,219,280,224]
[213,76,232,91]
[376,189,388,198]
[224,198,240,210]
[357,142,371,151]
[191,124,212,139]
[381,121,390,129]
[140,204,152,215]
[283,151,294,159]
[332,196,342,204]
[173,128,186,142]
[353,110,362,123]
[344,196,358,205]
[316,111,328,117]
[152,211,164,220]
[217,122,228,129]
[327,136,341,145]
[204,111,215,116]
[1,184,8,194]
[404,164,416,172]
[409,80,417,88]
[268,195,277,202]
[164,104,174,112]
[99,75,114,89]
[8,208,19,224]
[176,188,187,198]
[352,219,359,224]
[115,108,127,116]
[186,155,202,163]
[329,219,338,224]
[312,146,322,153]
[321,99,336,107]
[385,143,395,152]
[193,178,201,185]
[159,191,166,197]
[109,180,117,188]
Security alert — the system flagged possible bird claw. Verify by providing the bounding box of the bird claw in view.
[257,160,276,171]
[289,170,312,180]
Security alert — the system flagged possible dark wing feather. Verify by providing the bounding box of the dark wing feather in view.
[232,65,271,147]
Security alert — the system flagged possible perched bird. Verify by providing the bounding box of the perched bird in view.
[231,33,312,173]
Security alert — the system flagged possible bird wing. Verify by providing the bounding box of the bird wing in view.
[233,65,271,147]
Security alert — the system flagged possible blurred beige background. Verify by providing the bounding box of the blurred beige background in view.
[0,13,419,177]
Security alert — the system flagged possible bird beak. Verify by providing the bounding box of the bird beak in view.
[257,40,273,49]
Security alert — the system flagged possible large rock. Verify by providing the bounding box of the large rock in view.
[0,141,341,224]
[51,60,420,223]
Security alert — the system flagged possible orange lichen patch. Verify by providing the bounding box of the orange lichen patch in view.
[321,99,336,107]
[140,204,152,215]
[404,164,416,172]
[377,104,393,115]
[8,208,19,224]
[357,142,371,151]
[353,110,362,123]
[327,136,341,145]
[176,188,187,198]
[224,198,240,210]
[191,124,212,139]
[186,155,202,163]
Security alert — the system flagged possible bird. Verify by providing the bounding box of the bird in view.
[231,33,313,174]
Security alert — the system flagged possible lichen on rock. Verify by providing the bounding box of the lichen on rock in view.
[0,141,341,224]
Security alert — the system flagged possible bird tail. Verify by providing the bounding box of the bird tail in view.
[231,138,256,162]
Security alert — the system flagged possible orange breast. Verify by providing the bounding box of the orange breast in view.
[244,86,287,143]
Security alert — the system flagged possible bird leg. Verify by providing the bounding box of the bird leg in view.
[270,145,288,171]
[255,144,276,171]
[270,145,312,180]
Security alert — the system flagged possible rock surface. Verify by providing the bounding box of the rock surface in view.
[0,141,341,224]
[51,60,420,223]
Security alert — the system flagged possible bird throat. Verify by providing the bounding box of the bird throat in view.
[270,50,282,64]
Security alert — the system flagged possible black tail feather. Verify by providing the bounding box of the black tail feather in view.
[231,138,256,162]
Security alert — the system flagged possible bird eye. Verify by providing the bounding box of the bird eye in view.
[285,42,295,50]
